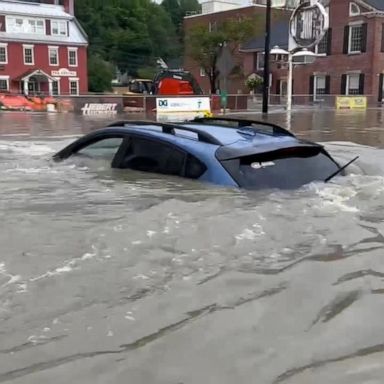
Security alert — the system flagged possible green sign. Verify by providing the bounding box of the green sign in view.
[220,91,228,108]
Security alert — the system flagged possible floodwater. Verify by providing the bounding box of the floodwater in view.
[1,109,384,384]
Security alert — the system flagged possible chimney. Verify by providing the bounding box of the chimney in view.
[63,0,74,15]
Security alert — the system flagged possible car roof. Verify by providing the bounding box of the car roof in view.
[104,118,319,160]
[54,118,321,162]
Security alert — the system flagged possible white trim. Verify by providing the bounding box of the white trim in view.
[23,44,34,65]
[345,73,360,95]
[51,20,68,37]
[256,52,264,70]
[48,46,59,66]
[52,77,60,96]
[0,76,9,91]
[69,78,79,96]
[348,24,364,54]
[348,20,364,26]
[313,74,327,101]
[349,2,361,16]
[0,43,8,64]
[68,47,78,67]
[6,16,45,35]
[199,67,206,77]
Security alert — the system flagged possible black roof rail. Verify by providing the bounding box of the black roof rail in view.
[192,117,295,137]
[106,120,222,146]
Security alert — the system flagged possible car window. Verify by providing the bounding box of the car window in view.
[221,147,340,189]
[119,137,206,179]
[77,137,124,160]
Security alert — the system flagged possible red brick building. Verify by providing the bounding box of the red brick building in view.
[185,0,384,104]
[183,2,291,94]
[242,0,384,103]
[0,0,88,96]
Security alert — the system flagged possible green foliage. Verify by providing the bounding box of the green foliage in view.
[245,74,263,92]
[137,66,157,80]
[186,16,263,93]
[87,54,114,93]
[75,0,201,92]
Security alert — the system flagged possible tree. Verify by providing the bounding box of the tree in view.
[75,0,178,82]
[186,17,262,93]
[88,55,115,93]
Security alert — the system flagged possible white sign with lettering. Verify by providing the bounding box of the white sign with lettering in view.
[51,68,77,77]
[156,97,211,122]
[81,103,118,115]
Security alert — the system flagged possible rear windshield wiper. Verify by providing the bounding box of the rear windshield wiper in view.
[324,156,359,183]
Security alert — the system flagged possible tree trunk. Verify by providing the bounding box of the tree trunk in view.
[209,72,216,94]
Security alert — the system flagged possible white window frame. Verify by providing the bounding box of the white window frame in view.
[48,46,59,66]
[0,43,8,64]
[346,73,360,95]
[349,2,361,16]
[199,67,206,77]
[0,75,9,92]
[52,77,60,96]
[313,75,327,101]
[69,77,79,96]
[51,20,67,36]
[348,22,364,54]
[68,47,78,67]
[23,44,34,65]
[257,52,264,70]
[6,16,45,34]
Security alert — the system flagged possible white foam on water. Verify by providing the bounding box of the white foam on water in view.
[0,141,54,156]
[235,225,265,241]
[311,183,359,213]
[29,248,99,282]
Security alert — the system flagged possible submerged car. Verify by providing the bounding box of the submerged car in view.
[53,117,355,189]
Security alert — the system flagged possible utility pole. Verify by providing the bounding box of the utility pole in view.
[262,0,271,114]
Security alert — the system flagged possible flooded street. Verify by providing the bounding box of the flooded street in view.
[1,110,384,384]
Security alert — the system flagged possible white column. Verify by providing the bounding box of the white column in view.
[287,52,293,112]
[48,79,53,96]
[23,79,29,96]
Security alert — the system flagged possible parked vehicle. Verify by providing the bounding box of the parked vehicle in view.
[53,117,356,189]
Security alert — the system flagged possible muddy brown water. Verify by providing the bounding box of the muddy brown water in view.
[1,110,384,384]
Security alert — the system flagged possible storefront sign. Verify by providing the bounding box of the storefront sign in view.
[51,68,77,77]
[156,97,211,122]
[81,103,118,115]
[336,96,367,110]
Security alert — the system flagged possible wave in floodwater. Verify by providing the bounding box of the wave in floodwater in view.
[1,138,384,384]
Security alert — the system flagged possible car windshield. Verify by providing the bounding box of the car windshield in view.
[221,146,340,190]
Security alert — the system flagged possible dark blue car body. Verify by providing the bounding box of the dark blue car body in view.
[53,117,344,189]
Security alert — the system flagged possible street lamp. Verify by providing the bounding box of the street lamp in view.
[270,46,317,112]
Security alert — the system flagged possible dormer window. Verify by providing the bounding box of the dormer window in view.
[349,2,361,16]
[51,20,67,36]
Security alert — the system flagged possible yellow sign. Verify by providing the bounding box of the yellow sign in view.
[336,96,367,110]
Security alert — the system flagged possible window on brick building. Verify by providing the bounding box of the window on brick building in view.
[68,48,78,66]
[69,79,79,95]
[349,2,361,16]
[23,45,34,65]
[344,24,367,54]
[0,77,9,92]
[310,74,330,101]
[52,80,60,96]
[315,29,332,55]
[315,76,326,95]
[49,47,59,66]
[256,52,264,70]
[0,44,7,64]
[342,73,364,95]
